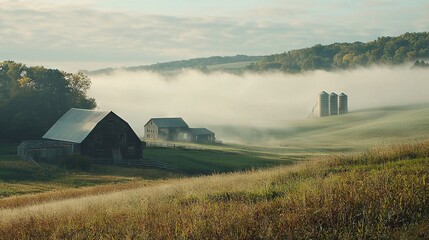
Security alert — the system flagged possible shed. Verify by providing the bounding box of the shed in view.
[18,140,74,162]
[189,128,216,144]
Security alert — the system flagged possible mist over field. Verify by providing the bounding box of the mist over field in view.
[89,66,429,138]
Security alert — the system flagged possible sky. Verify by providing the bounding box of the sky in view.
[0,0,428,72]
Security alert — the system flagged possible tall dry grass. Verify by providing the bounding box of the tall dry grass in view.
[0,180,159,209]
[1,141,429,239]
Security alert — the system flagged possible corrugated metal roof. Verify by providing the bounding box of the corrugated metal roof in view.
[148,118,189,128]
[189,128,214,135]
[43,108,110,143]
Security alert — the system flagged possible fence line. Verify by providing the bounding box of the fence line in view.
[92,158,178,171]
[139,158,178,171]
[146,142,205,151]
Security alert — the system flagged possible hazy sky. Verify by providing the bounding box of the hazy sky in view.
[1,0,428,71]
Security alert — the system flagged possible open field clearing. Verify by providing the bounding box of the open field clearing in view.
[1,141,429,239]
[206,61,256,72]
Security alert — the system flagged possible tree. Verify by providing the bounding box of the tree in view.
[64,72,96,109]
[0,61,97,141]
[411,60,429,69]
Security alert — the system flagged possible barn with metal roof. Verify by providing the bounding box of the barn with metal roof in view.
[19,108,143,165]
[148,118,189,128]
[43,108,111,143]
[144,117,190,141]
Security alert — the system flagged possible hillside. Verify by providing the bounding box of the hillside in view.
[248,32,429,72]
[214,103,429,156]
[1,141,429,239]
[83,32,429,75]
[83,55,262,75]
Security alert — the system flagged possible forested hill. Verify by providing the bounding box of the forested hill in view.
[0,61,96,140]
[248,32,429,73]
[84,55,262,75]
[84,32,429,75]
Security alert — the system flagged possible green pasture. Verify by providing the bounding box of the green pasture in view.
[144,147,290,175]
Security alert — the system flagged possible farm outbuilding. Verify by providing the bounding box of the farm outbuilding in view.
[144,117,190,141]
[18,140,75,162]
[338,93,348,114]
[144,117,216,144]
[19,108,144,165]
[189,128,216,144]
[329,92,338,116]
[315,91,349,117]
[318,91,329,117]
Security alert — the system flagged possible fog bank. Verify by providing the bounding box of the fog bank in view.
[88,66,429,137]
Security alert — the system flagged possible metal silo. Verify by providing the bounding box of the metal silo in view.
[338,93,348,114]
[318,91,329,117]
[329,92,338,115]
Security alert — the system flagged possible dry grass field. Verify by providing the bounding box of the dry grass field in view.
[1,141,429,239]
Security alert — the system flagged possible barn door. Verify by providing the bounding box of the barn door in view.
[112,147,123,162]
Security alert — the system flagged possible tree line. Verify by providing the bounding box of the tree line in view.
[0,61,96,141]
[83,55,262,75]
[248,32,429,72]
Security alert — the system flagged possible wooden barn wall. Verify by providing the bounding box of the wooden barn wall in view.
[81,113,142,161]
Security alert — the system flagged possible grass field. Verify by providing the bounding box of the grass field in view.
[144,146,291,174]
[0,141,289,199]
[1,141,429,238]
[206,61,255,73]
[0,142,172,198]
[1,103,429,238]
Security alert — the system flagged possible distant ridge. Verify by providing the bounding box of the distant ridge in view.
[248,32,429,73]
[81,55,262,75]
[82,32,429,75]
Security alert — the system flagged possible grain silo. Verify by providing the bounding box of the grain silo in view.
[338,93,348,114]
[329,92,338,115]
[318,91,329,117]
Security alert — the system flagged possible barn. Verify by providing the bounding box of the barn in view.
[144,117,190,141]
[19,108,143,165]
[144,117,216,144]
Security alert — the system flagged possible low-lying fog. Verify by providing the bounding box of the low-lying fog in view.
[88,66,429,140]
